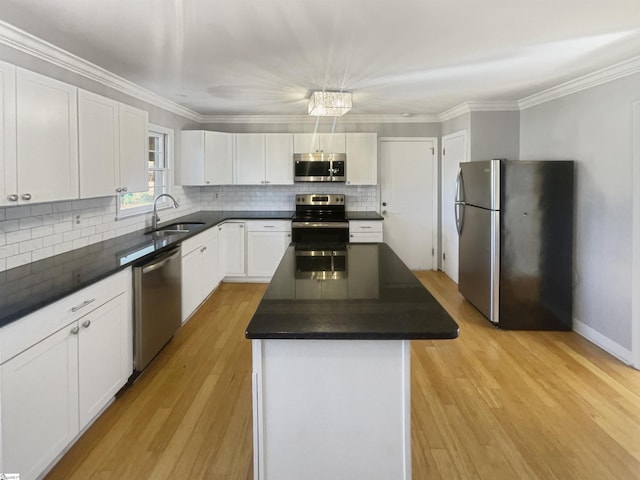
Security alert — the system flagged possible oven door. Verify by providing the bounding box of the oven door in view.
[291,221,349,243]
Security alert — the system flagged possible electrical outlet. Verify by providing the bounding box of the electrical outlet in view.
[215,193,219,199]
[75,214,82,226]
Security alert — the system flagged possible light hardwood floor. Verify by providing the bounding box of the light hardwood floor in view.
[45,272,640,479]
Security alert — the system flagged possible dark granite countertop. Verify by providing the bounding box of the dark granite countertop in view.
[245,243,459,340]
[346,211,384,220]
[0,210,294,328]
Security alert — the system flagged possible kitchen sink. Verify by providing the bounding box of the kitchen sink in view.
[146,222,206,236]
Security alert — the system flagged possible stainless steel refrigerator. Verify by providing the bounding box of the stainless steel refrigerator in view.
[455,159,574,330]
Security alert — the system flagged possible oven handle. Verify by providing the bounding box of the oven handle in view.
[292,222,349,229]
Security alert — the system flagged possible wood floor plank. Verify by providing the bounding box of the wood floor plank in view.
[44,273,640,480]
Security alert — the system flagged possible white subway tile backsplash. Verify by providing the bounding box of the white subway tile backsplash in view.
[0,183,376,273]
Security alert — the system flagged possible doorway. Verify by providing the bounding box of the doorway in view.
[379,138,437,270]
[441,130,467,284]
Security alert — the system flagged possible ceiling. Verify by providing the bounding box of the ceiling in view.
[1,0,639,118]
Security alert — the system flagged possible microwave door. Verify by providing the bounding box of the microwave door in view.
[295,160,332,181]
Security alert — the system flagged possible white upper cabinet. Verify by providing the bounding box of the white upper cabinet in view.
[16,68,79,204]
[78,91,149,198]
[0,60,16,207]
[265,133,294,185]
[235,133,293,185]
[118,103,149,194]
[235,133,265,184]
[180,130,233,185]
[346,133,378,185]
[293,133,346,153]
[78,90,119,198]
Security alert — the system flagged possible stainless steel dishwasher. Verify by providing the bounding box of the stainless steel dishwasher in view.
[133,246,182,373]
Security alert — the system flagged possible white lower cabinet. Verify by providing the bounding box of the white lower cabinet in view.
[349,220,384,243]
[246,221,291,279]
[181,227,221,322]
[0,269,132,480]
[219,222,246,279]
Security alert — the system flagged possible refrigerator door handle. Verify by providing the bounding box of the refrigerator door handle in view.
[455,169,464,235]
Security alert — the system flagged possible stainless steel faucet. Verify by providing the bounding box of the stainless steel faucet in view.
[152,193,179,230]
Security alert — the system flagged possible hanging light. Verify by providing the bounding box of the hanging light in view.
[308,91,352,116]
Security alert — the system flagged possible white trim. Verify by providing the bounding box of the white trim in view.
[519,55,640,110]
[573,317,633,366]
[0,20,201,122]
[632,102,640,369]
[438,101,520,122]
[200,113,440,124]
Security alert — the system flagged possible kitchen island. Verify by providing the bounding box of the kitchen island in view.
[246,243,459,480]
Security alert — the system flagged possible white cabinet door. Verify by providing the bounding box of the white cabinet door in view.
[265,133,293,185]
[202,229,221,294]
[118,103,148,194]
[204,131,233,185]
[179,130,205,185]
[293,133,345,153]
[0,61,17,207]
[219,222,246,277]
[181,247,203,322]
[16,68,78,204]
[247,231,290,278]
[346,133,377,185]
[78,90,119,198]
[78,292,132,428]
[1,325,79,480]
[235,133,266,185]
[180,131,233,185]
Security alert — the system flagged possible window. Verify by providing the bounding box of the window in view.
[117,124,174,217]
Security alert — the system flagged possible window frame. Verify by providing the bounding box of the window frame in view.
[116,123,175,219]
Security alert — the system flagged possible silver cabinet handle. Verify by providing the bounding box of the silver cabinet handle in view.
[21,193,32,201]
[82,320,91,328]
[360,226,372,229]
[263,225,274,228]
[70,326,80,335]
[72,298,95,312]
[7,194,18,202]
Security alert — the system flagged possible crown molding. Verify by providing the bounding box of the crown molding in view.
[518,55,640,110]
[438,101,520,122]
[200,113,441,124]
[2,19,639,125]
[0,20,203,122]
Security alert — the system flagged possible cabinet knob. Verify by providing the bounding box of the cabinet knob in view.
[82,320,91,328]
[7,194,18,202]
[21,193,32,201]
[122,186,128,192]
[70,326,80,335]
[206,181,210,184]
[382,202,387,206]
[116,187,122,193]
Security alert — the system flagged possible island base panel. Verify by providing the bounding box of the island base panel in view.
[252,339,411,480]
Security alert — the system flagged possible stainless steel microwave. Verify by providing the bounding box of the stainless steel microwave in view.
[294,153,346,182]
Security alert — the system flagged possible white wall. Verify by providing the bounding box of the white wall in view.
[520,72,640,356]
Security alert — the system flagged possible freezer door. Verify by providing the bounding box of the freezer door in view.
[458,205,499,323]
[459,160,500,210]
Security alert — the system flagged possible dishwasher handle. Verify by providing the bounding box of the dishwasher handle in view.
[141,248,181,275]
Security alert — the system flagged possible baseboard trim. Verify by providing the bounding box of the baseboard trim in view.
[573,318,633,365]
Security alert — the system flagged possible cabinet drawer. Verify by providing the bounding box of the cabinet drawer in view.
[349,221,383,233]
[350,233,384,243]
[246,220,292,232]
[0,268,130,364]
[181,226,217,256]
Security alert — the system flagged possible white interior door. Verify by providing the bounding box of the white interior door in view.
[441,131,467,283]
[380,138,436,270]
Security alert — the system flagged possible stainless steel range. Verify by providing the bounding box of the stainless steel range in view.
[291,194,349,244]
